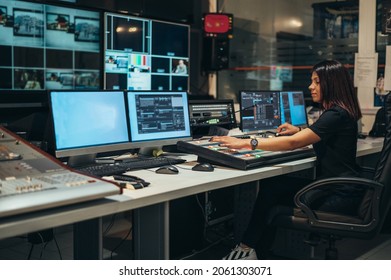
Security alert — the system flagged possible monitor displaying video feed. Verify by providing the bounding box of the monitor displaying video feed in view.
[0,0,101,92]
[239,90,281,133]
[189,99,237,128]
[188,99,237,138]
[104,12,190,91]
[280,90,308,127]
[127,91,192,147]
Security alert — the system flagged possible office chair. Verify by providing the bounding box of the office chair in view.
[270,92,391,259]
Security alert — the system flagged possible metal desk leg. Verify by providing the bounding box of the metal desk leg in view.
[133,202,169,260]
[73,217,103,260]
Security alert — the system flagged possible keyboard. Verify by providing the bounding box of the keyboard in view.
[75,156,186,177]
[234,131,277,139]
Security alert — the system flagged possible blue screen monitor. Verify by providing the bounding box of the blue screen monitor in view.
[49,90,130,160]
[127,91,192,148]
[280,91,308,127]
[239,90,281,133]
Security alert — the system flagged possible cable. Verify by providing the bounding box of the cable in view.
[103,214,117,236]
[195,194,210,227]
[52,233,63,260]
[27,243,34,260]
[110,226,133,260]
[40,240,49,259]
[27,232,44,259]
[195,193,215,243]
[218,0,226,13]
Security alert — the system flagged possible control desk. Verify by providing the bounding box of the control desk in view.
[177,137,315,170]
[0,126,120,218]
[0,125,384,260]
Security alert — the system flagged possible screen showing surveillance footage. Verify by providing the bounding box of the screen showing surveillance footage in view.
[104,12,189,91]
[0,0,101,91]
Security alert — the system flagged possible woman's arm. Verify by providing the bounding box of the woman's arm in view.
[212,127,321,151]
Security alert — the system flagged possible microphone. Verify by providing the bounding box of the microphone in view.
[237,104,257,113]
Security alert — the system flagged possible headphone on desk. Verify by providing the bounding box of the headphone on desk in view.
[112,174,150,189]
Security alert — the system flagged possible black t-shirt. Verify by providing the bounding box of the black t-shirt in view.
[309,105,359,179]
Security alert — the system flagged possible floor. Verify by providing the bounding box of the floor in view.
[0,213,390,260]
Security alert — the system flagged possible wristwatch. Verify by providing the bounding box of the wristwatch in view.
[250,137,258,150]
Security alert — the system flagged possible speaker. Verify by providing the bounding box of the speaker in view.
[203,37,230,71]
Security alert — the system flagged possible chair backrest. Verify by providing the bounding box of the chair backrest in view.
[369,107,386,137]
[374,93,391,182]
[373,93,391,228]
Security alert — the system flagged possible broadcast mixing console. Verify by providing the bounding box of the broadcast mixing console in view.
[0,126,120,218]
[177,138,315,170]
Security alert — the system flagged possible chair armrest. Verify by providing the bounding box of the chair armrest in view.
[294,177,383,231]
[360,166,376,174]
[360,166,376,178]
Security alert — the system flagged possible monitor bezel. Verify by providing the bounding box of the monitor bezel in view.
[126,90,192,148]
[49,89,132,159]
[0,0,103,94]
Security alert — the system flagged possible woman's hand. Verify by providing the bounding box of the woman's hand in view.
[210,136,251,149]
[276,123,300,135]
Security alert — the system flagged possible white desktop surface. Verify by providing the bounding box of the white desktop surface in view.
[0,138,384,241]
[121,161,282,204]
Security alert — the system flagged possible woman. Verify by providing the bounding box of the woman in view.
[212,60,363,260]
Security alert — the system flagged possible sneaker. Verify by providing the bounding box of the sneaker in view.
[222,245,258,260]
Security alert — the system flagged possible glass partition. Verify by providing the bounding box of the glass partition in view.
[216,0,388,109]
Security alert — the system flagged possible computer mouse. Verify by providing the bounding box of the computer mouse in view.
[192,163,214,172]
[155,165,179,174]
[357,133,367,139]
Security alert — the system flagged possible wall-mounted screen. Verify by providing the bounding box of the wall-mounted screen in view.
[104,12,190,91]
[0,0,101,92]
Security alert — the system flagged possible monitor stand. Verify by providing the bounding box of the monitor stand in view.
[138,146,163,157]
[67,153,97,167]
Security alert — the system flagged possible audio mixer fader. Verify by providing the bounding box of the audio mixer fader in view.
[0,126,120,218]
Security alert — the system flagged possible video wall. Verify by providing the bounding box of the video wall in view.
[0,0,101,91]
[0,1,191,95]
[104,12,190,91]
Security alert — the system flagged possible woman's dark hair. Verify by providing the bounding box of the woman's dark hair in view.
[312,59,362,121]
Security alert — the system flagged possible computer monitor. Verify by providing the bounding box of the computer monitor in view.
[280,90,308,127]
[127,91,192,150]
[49,90,130,165]
[239,90,281,134]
